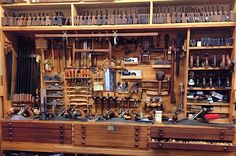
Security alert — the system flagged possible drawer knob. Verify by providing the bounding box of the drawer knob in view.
[8,123,12,126]
[135,127,140,131]
[159,128,163,132]
[158,144,163,148]
[60,139,64,144]
[59,124,64,128]
[82,130,86,134]
[220,135,224,139]
[135,137,139,141]
[220,130,224,134]
[223,146,228,151]
[82,125,85,129]
[82,140,85,145]
[135,132,139,136]
[82,135,86,139]
[9,138,13,141]
[159,133,164,137]
[135,143,138,147]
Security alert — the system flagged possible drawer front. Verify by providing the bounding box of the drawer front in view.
[74,124,148,149]
[150,127,234,141]
[2,122,72,144]
[148,142,236,152]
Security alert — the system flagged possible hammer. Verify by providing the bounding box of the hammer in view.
[156,71,165,94]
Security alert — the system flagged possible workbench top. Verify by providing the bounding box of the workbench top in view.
[1,118,235,128]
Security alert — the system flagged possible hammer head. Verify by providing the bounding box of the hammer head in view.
[156,71,165,81]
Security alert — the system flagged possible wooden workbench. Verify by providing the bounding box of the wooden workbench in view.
[1,119,236,156]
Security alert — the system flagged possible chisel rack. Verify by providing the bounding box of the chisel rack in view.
[64,68,92,107]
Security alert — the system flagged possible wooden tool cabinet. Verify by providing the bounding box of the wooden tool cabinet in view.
[0,0,236,155]
[0,0,235,122]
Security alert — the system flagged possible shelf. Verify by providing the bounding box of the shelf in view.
[44,81,63,83]
[124,62,139,65]
[66,86,92,89]
[68,99,88,102]
[187,110,229,114]
[67,95,91,97]
[187,102,230,106]
[1,2,72,8]
[46,103,64,106]
[74,49,109,53]
[121,76,143,80]
[94,77,103,79]
[209,118,229,124]
[188,67,229,71]
[65,77,91,79]
[142,80,168,83]
[46,96,64,98]
[46,88,64,91]
[2,22,236,32]
[189,46,234,50]
[152,64,171,69]
[1,0,229,7]
[68,103,92,106]
[187,87,231,91]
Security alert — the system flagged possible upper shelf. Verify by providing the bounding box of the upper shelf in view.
[1,0,151,8]
[1,3,71,10]
[187,87,231,91]
[2,22,236,32]
[1,0,233,7]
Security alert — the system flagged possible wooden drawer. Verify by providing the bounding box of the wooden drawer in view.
[148,142,236,152]
[150,127,234,141]
[74,124,148,149]
[2,122,72,144]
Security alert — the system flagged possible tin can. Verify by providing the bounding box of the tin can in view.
[154,111,162,124]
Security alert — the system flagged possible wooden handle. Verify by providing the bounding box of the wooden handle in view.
[41,49,45,73]
[51,40,55,68]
